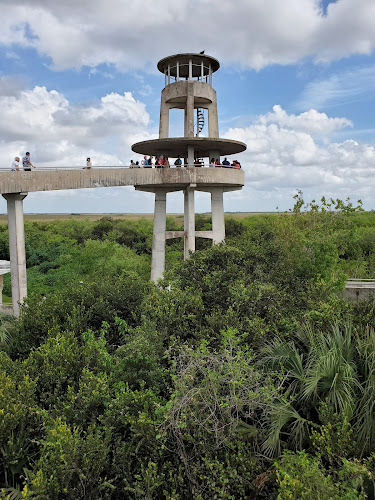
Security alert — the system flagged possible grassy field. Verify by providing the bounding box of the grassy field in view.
[0,212,274,223]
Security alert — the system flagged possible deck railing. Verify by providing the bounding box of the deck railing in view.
[1,163,242,172]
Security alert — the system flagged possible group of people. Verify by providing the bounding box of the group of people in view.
[133,155,172,168]
[10,153,241,171]
[11,152,35,171]
[129,155,241,169]
[209,157,241,169]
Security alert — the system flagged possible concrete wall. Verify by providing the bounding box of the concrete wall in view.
[344,282,375,302]
[0,168,244,195]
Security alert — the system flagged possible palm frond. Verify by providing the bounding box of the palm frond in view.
[262,399,310,457]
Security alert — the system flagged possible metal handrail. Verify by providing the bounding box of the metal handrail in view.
[1,163,242,172]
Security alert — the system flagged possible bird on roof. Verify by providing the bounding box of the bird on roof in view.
[199,50,205,54]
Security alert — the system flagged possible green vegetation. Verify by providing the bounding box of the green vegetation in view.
[1,198,375,498]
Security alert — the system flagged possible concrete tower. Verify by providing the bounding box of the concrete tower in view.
[132,53,246,282]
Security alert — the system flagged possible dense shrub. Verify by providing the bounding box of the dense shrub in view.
[1,207,375,498]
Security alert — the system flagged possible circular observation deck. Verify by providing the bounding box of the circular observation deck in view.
[132,137,246,158]
[157,53,220,79]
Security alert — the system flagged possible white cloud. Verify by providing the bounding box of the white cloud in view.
[258,105,352,136]
[222,106,375,210]
[0,84,374,213]
[297,65,375,110]
[0,0,375,71]
[0,75,25,96]
[0,85,151,167]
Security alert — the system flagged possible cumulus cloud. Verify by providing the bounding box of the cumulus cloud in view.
[0,84,374,212]
[222,106,375,210]
[258,105,352,136]
[0,0,374,71]
[0,85,152,167]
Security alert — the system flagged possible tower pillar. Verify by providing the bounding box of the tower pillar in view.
[159,98,170,139]
[211,188,225,243]
[186,85,195,138]
[184,187,195,258]
[151,188,167,282]
[2,193,28,316]
[208,100,219,138]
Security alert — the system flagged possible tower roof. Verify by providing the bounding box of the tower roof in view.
[157,53,220,78]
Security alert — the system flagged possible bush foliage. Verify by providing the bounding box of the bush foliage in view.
[1,204,375,498]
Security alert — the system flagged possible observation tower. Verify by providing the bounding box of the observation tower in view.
[132,52,246,282]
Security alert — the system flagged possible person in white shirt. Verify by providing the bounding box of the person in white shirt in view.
[11,157,20,171]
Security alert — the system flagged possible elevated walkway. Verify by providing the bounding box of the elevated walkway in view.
[0,167,244,195]
[0,167,244,315]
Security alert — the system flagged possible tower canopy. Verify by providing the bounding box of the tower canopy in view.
[157,53,220,78]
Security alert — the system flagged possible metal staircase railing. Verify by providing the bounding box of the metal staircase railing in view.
[196,108,204,136]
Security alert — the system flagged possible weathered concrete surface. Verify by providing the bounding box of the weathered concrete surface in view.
[344,280,375,302]
[0,168,244,195]
[0,260,11,275]
[2,194,27,316]
[151,189,167,283]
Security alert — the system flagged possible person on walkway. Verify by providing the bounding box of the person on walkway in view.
[144,156,152,168]
[141,155,148,167]
[222,157,230,167]
[11,157,20,171]
[22,152,35,171]
[209,157,215,167]
[174,155,182,167]
[164,156,170,168]
[130,160,136,168]
[215,158,221,167]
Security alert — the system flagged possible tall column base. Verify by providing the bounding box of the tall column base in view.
[184,187,195,259]
[2,193,28,316]
[211,188,225,244]
[151,189,167,283]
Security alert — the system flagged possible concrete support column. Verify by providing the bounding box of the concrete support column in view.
[2,193,28,316]
[187,145,194,168]
[211,188,225,244]
[184,107,188,137]
[159,100,170,138]
[186,85,195,138]
[151,189,167,283]
[184,187,195,259]
[208,101,219,138]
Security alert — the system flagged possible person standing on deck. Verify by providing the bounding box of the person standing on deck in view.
[22,152,35,171]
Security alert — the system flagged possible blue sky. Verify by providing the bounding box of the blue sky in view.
[0,0,375,214]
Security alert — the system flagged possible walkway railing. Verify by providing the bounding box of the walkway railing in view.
[1,163,242,172]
